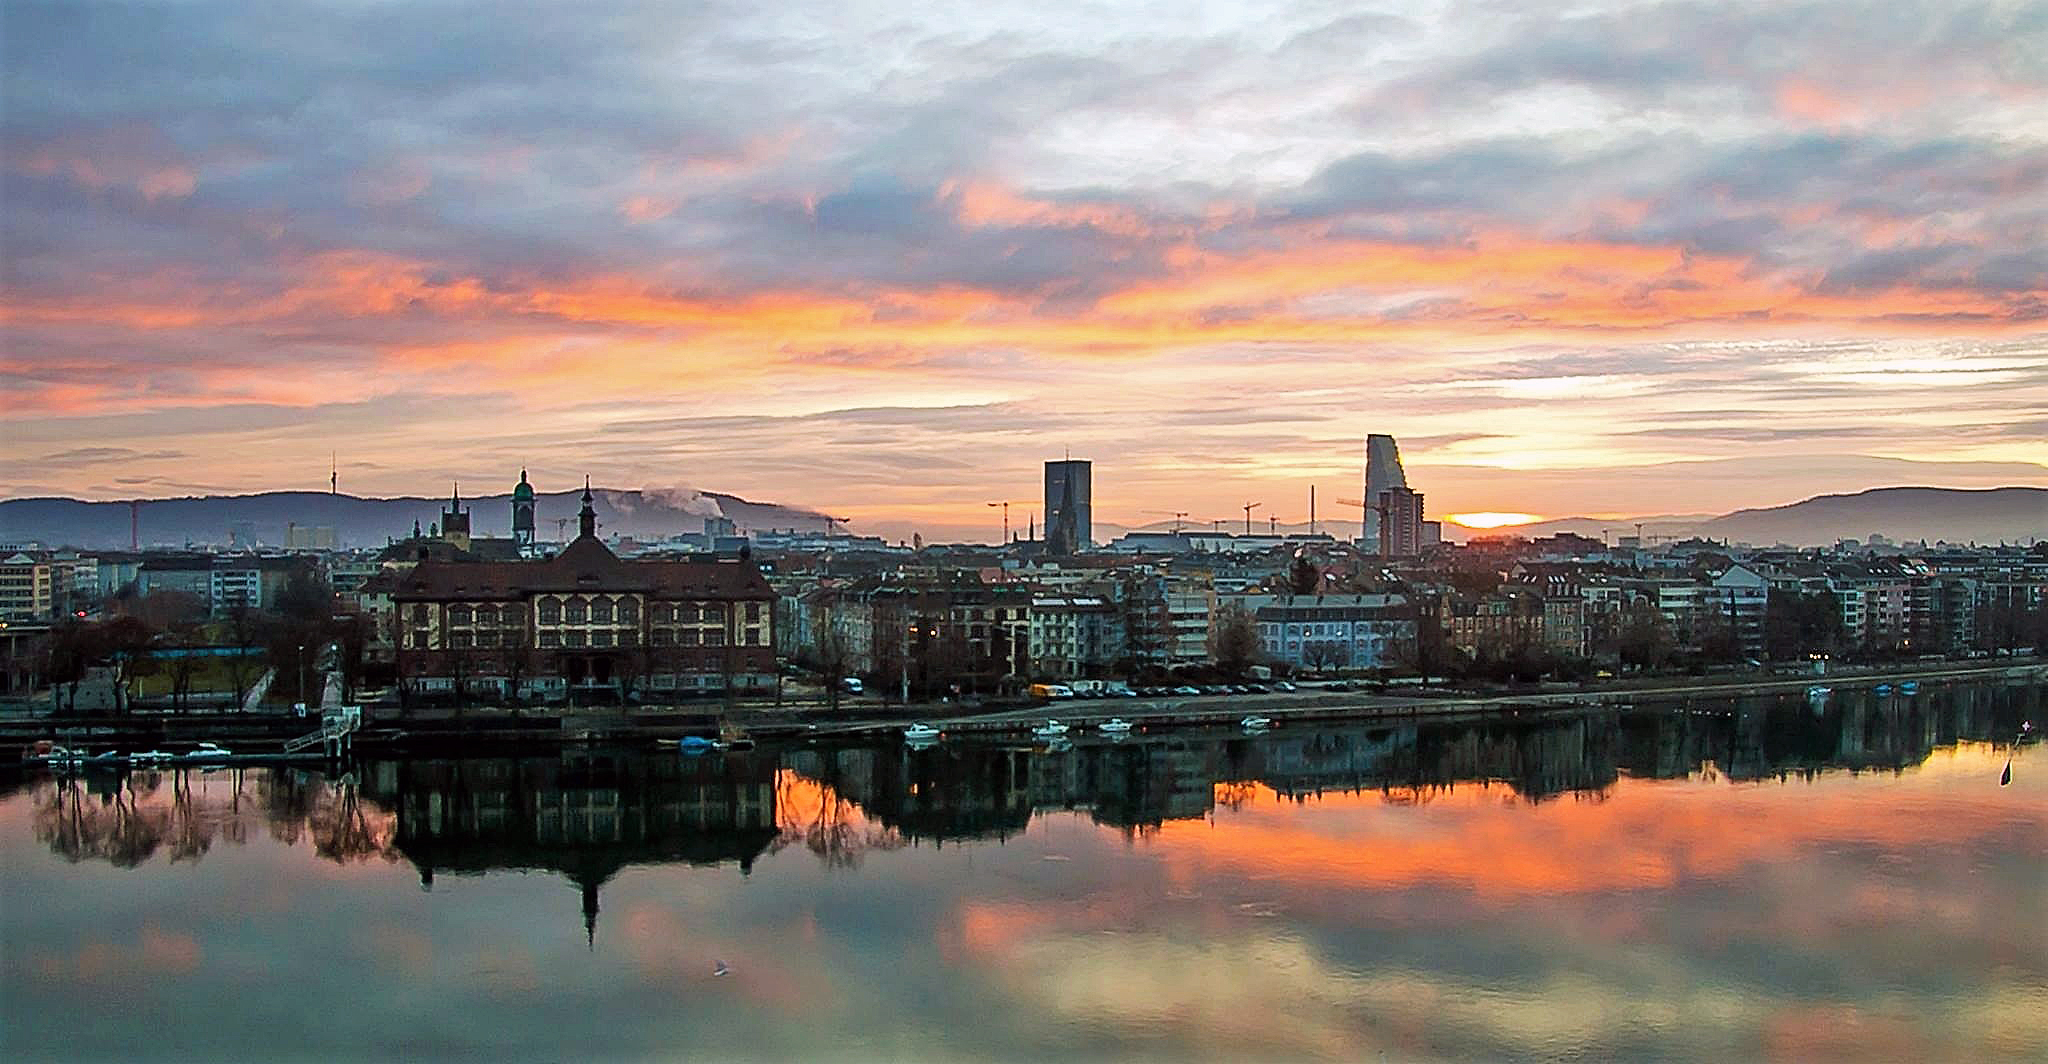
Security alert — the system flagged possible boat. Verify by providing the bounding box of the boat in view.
[1806,685,1831,700]
[1097,718,1135,736]
[718,721,756,752]
[1240,714,1274,731]
[1900,681,1919,695]
[1032,720,1070,741]
[129,750,175,765]
[902,723,942,743]
[1875,683,1893,695]
[675,735,720,755]
[181,742,233,761]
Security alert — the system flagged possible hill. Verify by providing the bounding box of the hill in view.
[1699,486,2045,546]
[0,488,831,551]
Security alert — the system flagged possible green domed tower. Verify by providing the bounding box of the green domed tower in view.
[511,469,536,549]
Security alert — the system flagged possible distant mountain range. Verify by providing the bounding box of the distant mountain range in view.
[0,488,831,551]
[1112,486,2045,548]
[1,484,2038,552]
[1428,486,2044,547]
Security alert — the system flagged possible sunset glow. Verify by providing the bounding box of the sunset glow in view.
[1,1,2043,537]
[1445,512,1544,530]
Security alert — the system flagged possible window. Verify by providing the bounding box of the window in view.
[617,629,638,647]
[539,631,560,648]
[591,631,613,648]
[538,598,561,624]
[564,630,585,648]
[652,629,673,646]
[617,600,639,624]
[591,598,613,623]
[747,602,762,622]
[681,630,700,647]
[476,631,498,648]
[745,627,761,646]
[410,629,431,649]
[412,604,429,625]
[565,601,586,623]
[450,606,473,625]
[706,630,725,647]
[450,632,473,649]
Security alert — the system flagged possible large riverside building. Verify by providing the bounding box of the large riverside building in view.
[391,483,777,701]
[1044,459,1093,555]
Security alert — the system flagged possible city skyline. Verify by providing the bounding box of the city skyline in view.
[4,1,2045,540]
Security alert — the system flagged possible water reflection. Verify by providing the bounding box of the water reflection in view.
[3,679,2041,1061]
[18,680,2036,871]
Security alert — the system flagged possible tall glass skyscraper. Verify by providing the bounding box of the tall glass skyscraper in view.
[1044,459,1092,554]
[1362,434,1421,555]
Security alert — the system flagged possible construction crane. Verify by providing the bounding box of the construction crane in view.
[823,515,853,537]
[1141,508,1191,533]
[554,517,571,541]
[986,500,1034,543]
[1242,501,1261,535]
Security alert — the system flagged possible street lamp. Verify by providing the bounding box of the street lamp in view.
[297,644,307,713]
[902,623,920,705]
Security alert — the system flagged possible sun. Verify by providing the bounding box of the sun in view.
[1445,512,1543,529]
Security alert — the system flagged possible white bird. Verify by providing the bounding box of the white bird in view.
[712,960,731,977]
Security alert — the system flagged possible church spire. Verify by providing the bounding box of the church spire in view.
[578,476,596,539]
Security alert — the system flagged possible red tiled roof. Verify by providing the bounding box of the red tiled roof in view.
[393,537,773,601]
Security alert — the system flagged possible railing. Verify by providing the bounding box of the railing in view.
[284,705,363,755]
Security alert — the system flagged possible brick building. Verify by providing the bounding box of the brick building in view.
[391,484,777,701]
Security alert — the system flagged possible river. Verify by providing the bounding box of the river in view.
[3,678,2042,1061]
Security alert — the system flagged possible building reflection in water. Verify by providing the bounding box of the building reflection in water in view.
[20,678,2039,920]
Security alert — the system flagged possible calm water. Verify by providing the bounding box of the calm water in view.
[4,680,2043,1062]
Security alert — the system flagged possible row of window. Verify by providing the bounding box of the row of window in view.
[415,628,769,650]
[415,599,766,626]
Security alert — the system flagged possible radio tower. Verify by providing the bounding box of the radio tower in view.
[330,453,338,495]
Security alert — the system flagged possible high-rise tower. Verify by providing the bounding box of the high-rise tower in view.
[511,469,536,551]
[1361,435,1420,556]
[1043,459,1092,554]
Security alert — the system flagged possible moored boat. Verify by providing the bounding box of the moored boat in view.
[902,723,942,743]
[1098,718,1135,736]
[1240,714,1274,731]
[1032,720,1070,741]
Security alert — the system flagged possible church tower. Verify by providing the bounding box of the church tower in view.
[441,483,472,552]
[512,469,536,551]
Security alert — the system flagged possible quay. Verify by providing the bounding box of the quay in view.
[5,659,2037,762]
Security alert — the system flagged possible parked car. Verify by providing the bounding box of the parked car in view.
[1173,685,1203,696]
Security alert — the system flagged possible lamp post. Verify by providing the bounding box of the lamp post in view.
[901,624,918,705]
[297,644,307,713]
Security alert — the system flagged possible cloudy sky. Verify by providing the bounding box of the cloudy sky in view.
[4,0,2044,540]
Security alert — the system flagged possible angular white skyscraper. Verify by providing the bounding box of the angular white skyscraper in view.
[1361,434,1410,555]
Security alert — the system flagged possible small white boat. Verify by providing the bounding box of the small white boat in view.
[1097,718,1135,736]
[903,723,942,743]
[1032,720,1070,741]
[129,750,175,765]
[183,742,233,761]
[1806,685,1831,700]
[1240,715,1274,731]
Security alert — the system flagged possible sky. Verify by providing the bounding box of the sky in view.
[3,0,2045,542]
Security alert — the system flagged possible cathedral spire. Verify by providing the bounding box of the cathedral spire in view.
[578,476,596,539]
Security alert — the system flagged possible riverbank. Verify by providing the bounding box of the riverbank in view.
[4,657,2038,759]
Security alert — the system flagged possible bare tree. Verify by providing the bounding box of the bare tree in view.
[1207,603,1262,677]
